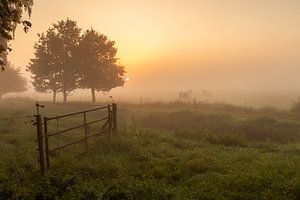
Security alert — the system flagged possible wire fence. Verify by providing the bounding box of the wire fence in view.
[0,115,35,126]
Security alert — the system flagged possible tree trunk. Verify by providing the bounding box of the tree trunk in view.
[91,88,96,103]
[53,90,57,103]
[63,90,67,102]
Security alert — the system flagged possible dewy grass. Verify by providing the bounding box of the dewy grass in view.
[1,99,300,199]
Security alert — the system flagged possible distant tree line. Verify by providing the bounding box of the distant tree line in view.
[0,62,27,99]
[27,19,126,103]
[0,51,27,99]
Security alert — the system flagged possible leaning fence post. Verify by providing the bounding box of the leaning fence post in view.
[44,117,50,169]
[36,114,45,175]
[108,104,112,141]
[112,103,117,135]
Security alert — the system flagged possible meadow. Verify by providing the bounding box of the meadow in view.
[1,98,300,199]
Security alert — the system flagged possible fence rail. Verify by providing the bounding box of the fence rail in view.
[35,103,118,175]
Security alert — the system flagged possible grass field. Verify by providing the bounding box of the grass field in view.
[1,98,300,199]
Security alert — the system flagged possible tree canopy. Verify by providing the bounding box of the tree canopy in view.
[27,29,61,102]
[28,19,126,102]
[0,0,33,69]
[27,19,81,102]
[75,29,125,102]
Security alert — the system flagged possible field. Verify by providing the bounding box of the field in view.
[1,98,300,199]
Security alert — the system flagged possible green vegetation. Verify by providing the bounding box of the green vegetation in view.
[27,19,125,103]
[1,98,300,199]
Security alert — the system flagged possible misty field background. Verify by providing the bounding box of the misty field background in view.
[1,98,300,199]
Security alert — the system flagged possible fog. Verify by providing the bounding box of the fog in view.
[5,0,300,108]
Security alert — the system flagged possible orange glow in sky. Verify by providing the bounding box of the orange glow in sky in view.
[7,0,300,103]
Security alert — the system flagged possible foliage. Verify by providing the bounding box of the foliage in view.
[28,20,126,102]
[75,28,125,102]
[27,29,60,102]
[2,100,300,199]
[27,19,81,102]
[0,0,33,69]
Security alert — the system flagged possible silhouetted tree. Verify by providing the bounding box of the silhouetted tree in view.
[27,29,61,102]
[28,19,81,102]
[0,0,33,69]
[52,19,81,102]
[0,60,27,99]
[75,29,125,102]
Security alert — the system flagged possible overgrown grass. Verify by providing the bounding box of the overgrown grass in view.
[1,98,300,199]
[138,110,300,144]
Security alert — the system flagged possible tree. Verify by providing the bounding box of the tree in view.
[52,19,81,102]
[28,19,81,102]
[75,29,125,102]
[0,56,27,99]
[28,21,126,103]
[0,0,33,69]
[27,29,61,102]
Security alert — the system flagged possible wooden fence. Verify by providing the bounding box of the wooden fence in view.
[35,103,117,175]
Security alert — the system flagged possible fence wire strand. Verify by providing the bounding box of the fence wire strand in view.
[0,115,34,121]
[0,115,35,126]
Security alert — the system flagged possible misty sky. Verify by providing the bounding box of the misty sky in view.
[7,0,300,104]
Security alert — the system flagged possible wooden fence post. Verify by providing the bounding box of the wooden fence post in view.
[112,103,117,135]
[83,112,88,151]
[44,117,50,169]
[36,114,45,175]
[108,105,112,141]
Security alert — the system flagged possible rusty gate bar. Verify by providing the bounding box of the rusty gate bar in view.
[49,128,109,154]
[85,117,108,126]
[46,123,86,137]
[86,129,107,139]
[45,117,109,138]
[46,105,108,121]
[50,137,87,153]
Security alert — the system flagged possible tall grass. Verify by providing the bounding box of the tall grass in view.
[1,99,300,199]
[138,110,300,144]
